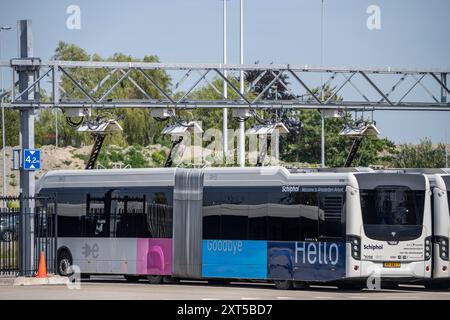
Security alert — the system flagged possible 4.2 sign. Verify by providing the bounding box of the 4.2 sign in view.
[23,149,41,170]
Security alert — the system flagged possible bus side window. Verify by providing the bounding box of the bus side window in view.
[56,190,83,237]
[318,193,345,240]
[267,190,319,242]
[85,194,108,238]
[147,192,172,238]
[294,192,319,242]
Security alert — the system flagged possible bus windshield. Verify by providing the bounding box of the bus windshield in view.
[360,188,424,225]
[359,187,425,241]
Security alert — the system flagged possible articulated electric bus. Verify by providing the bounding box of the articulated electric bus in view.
[36,167,432,289]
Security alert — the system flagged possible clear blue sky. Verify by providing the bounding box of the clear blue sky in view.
[0,0,449,144]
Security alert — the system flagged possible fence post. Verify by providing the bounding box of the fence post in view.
[18,193,25,276]
[54,193,58,275]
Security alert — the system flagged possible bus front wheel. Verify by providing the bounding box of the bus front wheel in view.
[57,250,73,276]
[147,275,163,284]
[274,280,293,290]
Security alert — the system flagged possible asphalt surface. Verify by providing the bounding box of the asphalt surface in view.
[0,276,450,299]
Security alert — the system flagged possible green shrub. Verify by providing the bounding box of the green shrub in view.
[151,150,167,166]
[124,146,149,168]
[7,201,19,209]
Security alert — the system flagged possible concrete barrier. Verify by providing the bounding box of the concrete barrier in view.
[14,275,69,286]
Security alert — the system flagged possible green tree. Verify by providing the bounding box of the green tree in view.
[0,109,20,146]
[41,41,173,147]
[244,66,395,167]
[391,138,446,168]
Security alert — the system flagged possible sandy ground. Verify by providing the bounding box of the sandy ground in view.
[0,145,91,195]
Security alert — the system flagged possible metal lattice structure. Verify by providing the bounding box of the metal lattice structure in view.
[0,59,449,111]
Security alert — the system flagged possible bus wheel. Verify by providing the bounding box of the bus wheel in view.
[57,250,73,276]
[147,275,163,284]
[274,280,293,290]
[124,275,141,282]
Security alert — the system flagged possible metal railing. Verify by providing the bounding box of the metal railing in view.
[0,195,57,277]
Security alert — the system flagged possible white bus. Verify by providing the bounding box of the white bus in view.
[430,173,450,288]
[36,167,432,289]
[345,172,432,288]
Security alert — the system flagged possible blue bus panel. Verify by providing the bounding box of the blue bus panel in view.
[267,241,346,281]
[202,240,267,279]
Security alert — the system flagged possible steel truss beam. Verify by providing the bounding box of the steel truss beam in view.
[0,59,449,111]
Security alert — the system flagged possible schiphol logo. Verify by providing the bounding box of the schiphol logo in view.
[295,242,340,265]
[206,240,243,255]
[364,244,384,250]
[282,185,299,193]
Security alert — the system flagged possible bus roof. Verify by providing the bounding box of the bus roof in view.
[36,166,351,192]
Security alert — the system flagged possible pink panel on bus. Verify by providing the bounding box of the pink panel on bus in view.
[136,238,172,275]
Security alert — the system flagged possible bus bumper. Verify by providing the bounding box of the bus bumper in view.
[346,259,431,279]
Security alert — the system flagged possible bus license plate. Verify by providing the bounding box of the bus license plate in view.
[383,262,401,268]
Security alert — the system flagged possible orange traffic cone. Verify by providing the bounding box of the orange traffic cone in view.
[36,251,48,278]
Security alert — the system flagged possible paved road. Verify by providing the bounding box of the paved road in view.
[0,276,450,299]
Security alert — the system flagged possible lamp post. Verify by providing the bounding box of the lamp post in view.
[222,0,228,162]
[55,108,58,147]
[0,25,11,199]
[320,0,325,167]
[446,127,448,168]
[239,0,245,167]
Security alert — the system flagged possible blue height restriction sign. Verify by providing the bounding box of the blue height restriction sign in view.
[23,149,41,170]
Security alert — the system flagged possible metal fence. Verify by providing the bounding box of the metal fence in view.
[0,195,57,276]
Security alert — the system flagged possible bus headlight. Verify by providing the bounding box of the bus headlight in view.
[424,236,432,261]
[435,236,449,261]
[347,235,361,260]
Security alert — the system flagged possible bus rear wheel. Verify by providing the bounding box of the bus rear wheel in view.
[274,280,293,290]
[147,275,163,284]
